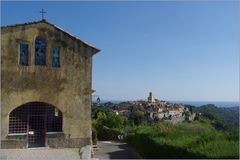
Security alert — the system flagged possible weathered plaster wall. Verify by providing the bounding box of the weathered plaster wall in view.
[1,21,97,148]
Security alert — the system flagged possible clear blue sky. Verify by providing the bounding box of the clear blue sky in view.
[1,1,239,102]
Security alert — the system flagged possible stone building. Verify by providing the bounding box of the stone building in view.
[148,92,155,103]
[1,20,100,148]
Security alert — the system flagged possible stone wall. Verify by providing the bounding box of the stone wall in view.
[165,116,186,124]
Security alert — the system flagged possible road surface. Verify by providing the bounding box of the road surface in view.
[1,148,80,160]
[93,141,141,159]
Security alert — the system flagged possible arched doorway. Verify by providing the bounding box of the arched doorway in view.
[9,102,62,148]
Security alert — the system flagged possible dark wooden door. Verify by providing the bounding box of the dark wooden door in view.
[28,115,46,148]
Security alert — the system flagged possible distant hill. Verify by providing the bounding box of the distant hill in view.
[191,104,239,130]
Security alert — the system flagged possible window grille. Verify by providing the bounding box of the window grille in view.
[9,102,62,134]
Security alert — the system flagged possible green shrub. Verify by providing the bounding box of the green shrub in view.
[126,121,239,159]
[97,126,121,140]
[92,111,129,140]
[95,112,128,129]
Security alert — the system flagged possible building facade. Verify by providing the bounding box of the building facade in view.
[1,20,100,148]
[148,92,155,103]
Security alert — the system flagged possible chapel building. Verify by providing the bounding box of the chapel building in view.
[1,20,100,148]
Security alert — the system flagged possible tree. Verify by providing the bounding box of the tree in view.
[189,106,193,113]
[95,111,128,129]
[92,104,109,118]
[184,111,190,121]
[93,111,129,140]
[133,110,145,125]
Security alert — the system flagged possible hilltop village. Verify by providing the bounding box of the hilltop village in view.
[96,92,196,124]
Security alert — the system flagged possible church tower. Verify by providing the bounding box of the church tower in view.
[148,92,155,103]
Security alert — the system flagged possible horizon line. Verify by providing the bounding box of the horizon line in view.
[95,99,239,103]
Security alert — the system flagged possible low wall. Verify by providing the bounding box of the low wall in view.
[1,133,90,149]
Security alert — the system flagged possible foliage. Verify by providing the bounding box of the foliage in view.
[93,111,129,140]
[92,104,109,118]
[126,121,239,159]
[92,125,98,145]
[192,104,239,130]
[198,112,227,131]
[132,110,145,125]
[91,103,239,158]
[97,126,121,140]
[183,110,190,120]
[95,112,128,129]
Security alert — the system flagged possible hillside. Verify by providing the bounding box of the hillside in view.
[92,103,239,159]
[190,104,239,130]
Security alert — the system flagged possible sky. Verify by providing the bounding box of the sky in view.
[1,1,239,102]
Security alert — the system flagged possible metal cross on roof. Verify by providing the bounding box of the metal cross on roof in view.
[39,8,46,20]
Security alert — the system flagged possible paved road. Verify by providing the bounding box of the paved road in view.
[1,141,141,160]
[1,148,80,160]
[93,141,141,159]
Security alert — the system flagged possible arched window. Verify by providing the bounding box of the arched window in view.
[19,43,29,65]
[35,36,46,65]
[52,47,60,67]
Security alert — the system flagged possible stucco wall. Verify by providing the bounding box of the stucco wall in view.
[1,21,98,148]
